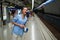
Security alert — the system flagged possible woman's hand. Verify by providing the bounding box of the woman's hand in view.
[19,24,25,28]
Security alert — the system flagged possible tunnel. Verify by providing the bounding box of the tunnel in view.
[0,0,60,40]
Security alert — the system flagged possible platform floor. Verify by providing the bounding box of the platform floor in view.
[0,14,57,40]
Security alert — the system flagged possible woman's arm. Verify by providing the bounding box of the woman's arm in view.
[12,22,25,28]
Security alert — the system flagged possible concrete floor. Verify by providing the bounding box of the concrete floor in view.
[0,14,57,40]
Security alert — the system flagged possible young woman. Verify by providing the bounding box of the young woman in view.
[12,7,28,40]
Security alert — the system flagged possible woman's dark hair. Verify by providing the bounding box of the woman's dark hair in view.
[21,6,27,10]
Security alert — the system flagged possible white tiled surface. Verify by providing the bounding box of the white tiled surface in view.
[0,14,57,40]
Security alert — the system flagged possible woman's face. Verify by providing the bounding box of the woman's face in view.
[22,8,28,15]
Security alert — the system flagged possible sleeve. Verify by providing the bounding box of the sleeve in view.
[12,15,18,22]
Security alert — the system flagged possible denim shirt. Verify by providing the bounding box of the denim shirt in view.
[12,14,27,36]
